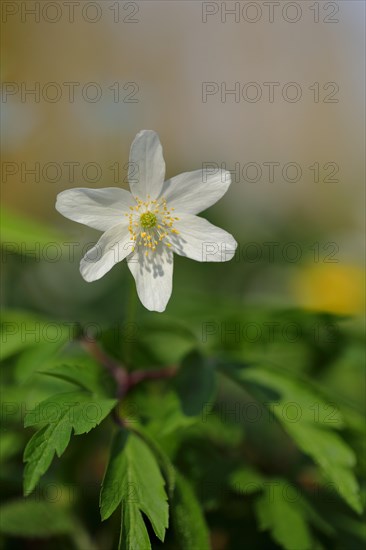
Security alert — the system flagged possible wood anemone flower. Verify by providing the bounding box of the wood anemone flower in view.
[56,130,237,312]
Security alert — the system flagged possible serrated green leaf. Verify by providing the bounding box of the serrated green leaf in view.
[255,481,313,550]
[174,351,216,416]
[240,368,344,427]
[23,391,116,495]
[283,422,362,514]
[24,425,72,495]
[119,502,151,550]
[24,391,116,432]
[0,499,74,537]
[100,429,168,543]
[222,365,362,514]
[131,424,176,497]
[171,471,210,550]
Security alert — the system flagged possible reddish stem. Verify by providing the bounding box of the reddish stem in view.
[81,338,178,401]
[128,365,178,389]
[81,338,129,398]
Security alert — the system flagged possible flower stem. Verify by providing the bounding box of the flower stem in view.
[81,338,129,398]
[128,366,178,388]
[81,338,178,426]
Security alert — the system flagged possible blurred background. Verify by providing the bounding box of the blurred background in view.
[1,0,364,319]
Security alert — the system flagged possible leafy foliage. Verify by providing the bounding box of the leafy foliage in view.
[100,429,169,546]
[174,351,217,416]
[171,471,210,550]
[119,500,152,550]
[40,358,116,397]
[254,481,314,550]
[0,304,364,549]
[226,366,363,513]
[24,390,116,494]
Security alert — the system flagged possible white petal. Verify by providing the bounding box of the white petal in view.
[160,169,231,215]
[127,246,173,312]
[170,214,237,262]
[80,223,134,282]
[56,188,135,231]
[128,130,166,201]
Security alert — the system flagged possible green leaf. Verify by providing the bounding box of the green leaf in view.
[137,390,196,438]
[171,471,210,550]
[131,424,176,497]
[255,481,314,550]
[119,502,151,550]
[184,411,244,449]
[15,341,68,383]
[23,391,116,494]
[283,422,362,514]
[298,497,335,538]
[40,360,116,397]
[100,429,168,543]
[237,367,344,427]
[229,466,266,495]
[121,318,198,367]
[332,513,366,542]
[0,499,74,537]
[223,365,362,514]
[174,351,217,416]
[126,390,196,460]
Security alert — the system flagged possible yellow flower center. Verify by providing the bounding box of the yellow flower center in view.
[140,211,157,228]
[126,196,180,256]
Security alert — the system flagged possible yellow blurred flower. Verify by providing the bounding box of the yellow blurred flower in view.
[292,264,365,315]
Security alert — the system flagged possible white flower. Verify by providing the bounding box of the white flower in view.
[56,130,237,312]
